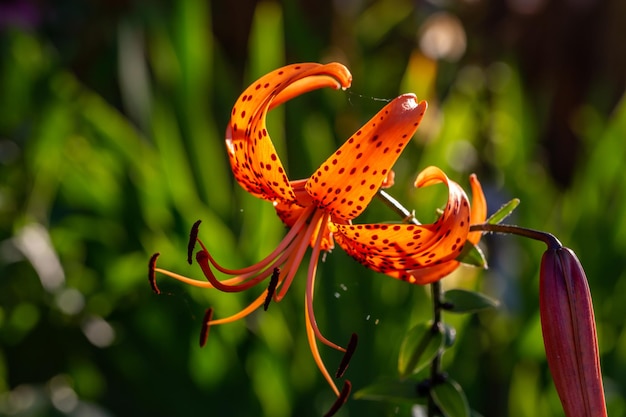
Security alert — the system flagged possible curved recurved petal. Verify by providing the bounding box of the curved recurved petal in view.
[333,166,470,282]
[406,260,461,285]
[408,174,487,284]
[467,174,487,244]
[305,94,427,221]
[226,63,352,202]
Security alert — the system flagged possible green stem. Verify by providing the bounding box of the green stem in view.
[377,190,442,416]
[429,280,443,417]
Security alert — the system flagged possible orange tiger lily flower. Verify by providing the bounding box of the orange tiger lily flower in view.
[149,62,481,408]
[333,168,486,286]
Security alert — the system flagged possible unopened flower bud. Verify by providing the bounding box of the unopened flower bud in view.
[540,246,607,417]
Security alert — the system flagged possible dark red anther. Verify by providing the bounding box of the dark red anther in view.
[335,333,358,378]
[148,253,161,294]
[199,307,214,348]
[188,220,202,265]
[323,380,351,417]
[263,268,280,311]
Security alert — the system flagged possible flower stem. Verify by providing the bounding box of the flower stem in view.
[470,223,562,250]
[428,280,443,417]
[377,189,443,415]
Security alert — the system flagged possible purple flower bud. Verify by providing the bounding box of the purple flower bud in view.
[540,247,607,417]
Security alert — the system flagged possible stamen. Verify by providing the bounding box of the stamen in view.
[153,266,215,288]
[305,212,346,352]
[275,209,325,301]
[195,205,314,276]
[305,300,341,397]
[323,380,352,417]
[199,307,213,347]
[148,253,161,294]
[208,292,267,326]
[196,250,277,292]
[335,333,358,378]
[263,267,280,311]
[188,220,202,265]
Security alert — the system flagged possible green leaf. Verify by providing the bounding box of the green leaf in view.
[398,322,444,378]
[431,379,470,417]
[353,379,426,404]
[486,198,520,225]
[455,241,487,268]
[443,289,499,314]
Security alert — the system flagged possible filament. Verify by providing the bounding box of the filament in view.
[196,205,315,276]
[153,267,216,288]
[208,291,267,326]
[196,250,277,292]
[305,212,346,352]
[305,300,341,397]
[275,208,325,301]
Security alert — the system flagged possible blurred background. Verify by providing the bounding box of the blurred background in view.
[1,0,625,416]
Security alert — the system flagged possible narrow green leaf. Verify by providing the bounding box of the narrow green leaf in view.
[431,379,470,417]
[443,289,500,313]
[353,379,426,404]
[398,322,444,378]
[455,241,487,268]
[486,198,520,225]
[443,289,499,314]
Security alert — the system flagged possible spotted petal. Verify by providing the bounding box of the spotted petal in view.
[226,63,352,203]
[332,166,470,283]
[305,94,427,221]
[408,173,487,284]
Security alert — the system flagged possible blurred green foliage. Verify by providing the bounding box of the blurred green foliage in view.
[1,0,625,416]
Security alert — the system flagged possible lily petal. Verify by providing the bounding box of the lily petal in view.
[332,166,470,282]
[226,63,352,203]
[407,173,487,284]
[306,94,427,221]
[467,173,486,245]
